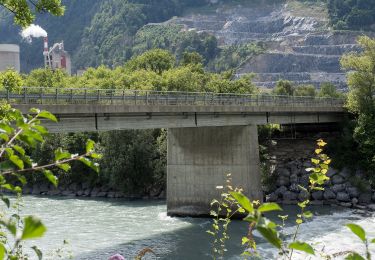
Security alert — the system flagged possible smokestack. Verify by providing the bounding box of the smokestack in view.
[43,37,48,55]
[43,37,50,68]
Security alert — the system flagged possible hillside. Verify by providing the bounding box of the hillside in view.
[1,0,375,89]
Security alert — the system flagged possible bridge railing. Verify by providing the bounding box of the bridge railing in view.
[0,87,345,107]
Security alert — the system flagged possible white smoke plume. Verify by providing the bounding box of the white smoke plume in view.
[21,24,47,42]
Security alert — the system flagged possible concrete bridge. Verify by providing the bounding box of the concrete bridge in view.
[3,87,346,216]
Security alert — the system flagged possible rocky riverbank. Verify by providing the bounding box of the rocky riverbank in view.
[264,138,375,211]
[21,182,166,200]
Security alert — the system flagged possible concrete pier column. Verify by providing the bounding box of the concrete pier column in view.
[167,125,262,217]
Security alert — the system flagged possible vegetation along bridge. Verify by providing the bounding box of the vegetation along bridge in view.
[4,87,346,216]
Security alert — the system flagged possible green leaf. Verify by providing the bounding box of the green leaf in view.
[86,139,95,153]
[303,211,313,219]
[0,242,5,260]
[0,220,16,236]
[90,153,103,159]
[0,123,13,134]
[9,155,24,169]
[31,246,43,260]
[288,241,315,255]
[43,170,58,187]
[0,133,9,142]
[32,125,48,135]
[79,157,99,173]
[258,203,282,213]
[1,184,22,193]
[15,174,27,185]
[229,191,253,213]
[38,110,57,122]
[21,216,47,240]
[371,238,375,243]
[29,108,40,114]
[242,237,250,245]
[346,224,366,242]
[0,196,9,208]
[57,163,71,172]
[54,148,71,161]
[345,252,366,260]
[256,226,282,249]
[13,145,25,156]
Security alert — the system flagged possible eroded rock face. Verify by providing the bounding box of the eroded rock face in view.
[165,2,375,89]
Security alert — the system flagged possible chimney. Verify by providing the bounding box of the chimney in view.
[43,37,48,55]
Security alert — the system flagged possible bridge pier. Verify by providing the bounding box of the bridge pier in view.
[167,125,263,217]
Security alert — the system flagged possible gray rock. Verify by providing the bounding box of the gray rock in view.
[266,192,278,202]
[290,174,298,184]
[69,183,79,191]
[82,182,90,190]
[76,190,84,196]
[367,204,375,211]
[97,191,107,197]
[48,189,61,196]
[277,176,290,187]
[346,187,359,198]
[332,184,346,193]
[372,193,375,202]
[277,168,290,177]
[275,186,287,196]
[39,183,49,193]
[327,168,338,178]
[312,191,323,200]
[299,175,309,187]
[339,202,352,208]
[283,191,297,201]
[289,183,300,192]
[324,188,336,200]
[358,193,372,204]
[354,204,367,210]
[61,190,75,196]
[107,192,116,198]
[332,175,345,185]
[338,168,351,179]
[352,198,359,205]
[336,192,350,202]
[298,190,309,201]
[310,200,324,205]
[91,188,100,197]
[32,186,40,195]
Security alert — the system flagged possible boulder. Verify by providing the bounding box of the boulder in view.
[352,198,359,205]
[277,168,290,177]
[338,168,351,179]
[323,188,336,200]
[332,184,346,193]
[266,192,278,202]
[298,175,309,187]
[275,186,287,196]
[277,176,290,187]
[332,175,345,185]
[372,192,375,202]
[339,202,352,208]
[358,193,372,204]
[289,183,300,192]
[290,173,298,184]
[346,187,359,198]
[107,192,116,198]
[367,204,375,211]
[32,185,40,195]
[326,168,338,178]
[298,190,309,201]
[312,191,323,200]
[61,190,75,196]
[283,191,297,201]
[97,191,107,197]
[76,190,84,196]
[336,192,350,202]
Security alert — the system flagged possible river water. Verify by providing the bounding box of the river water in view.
[17,196,375,260]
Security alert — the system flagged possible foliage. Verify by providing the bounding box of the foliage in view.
[341,36,375,171]
[24,68,68,88]
[318,82,342,98]
[0,106,99,259]
[327,0,375,30]
[272,80,295,96]
[294,84,316,97]
[0,0,64,27]
[0,69,23,92]
[125,49,176,74]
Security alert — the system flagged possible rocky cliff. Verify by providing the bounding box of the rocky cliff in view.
[166,1,375,90]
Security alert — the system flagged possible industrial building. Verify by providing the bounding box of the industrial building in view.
[43,37,72,75]
[0,44,20,72]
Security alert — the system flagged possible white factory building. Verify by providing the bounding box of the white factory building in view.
[0,44,20,72]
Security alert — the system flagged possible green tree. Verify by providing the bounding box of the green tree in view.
[341,36,375,170]
[181,51,204,66]
[0,69,23,92]
[318,82,342,98]
[0,0,65,27]
[125,49,176,74]
[294,84,316,97]
[272,80,295,96]
[24,68,68,88]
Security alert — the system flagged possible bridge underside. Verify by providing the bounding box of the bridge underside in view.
[38,112,344,133]
[167,125,263,216]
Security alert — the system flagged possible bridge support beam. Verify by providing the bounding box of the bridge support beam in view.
[167,125,263,217]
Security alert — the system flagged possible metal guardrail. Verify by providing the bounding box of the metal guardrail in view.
[0,87,345,108]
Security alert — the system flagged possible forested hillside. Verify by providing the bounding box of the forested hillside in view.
[1,0,374,73]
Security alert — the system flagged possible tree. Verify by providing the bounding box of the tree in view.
[125,49,176,74]
[318,82,342,98]
[0,0,64,27]
[294,84,316,97]
[272,80,294,96]
[341,36,375,170]
[0,69,23,92]
[181,51,204,66]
